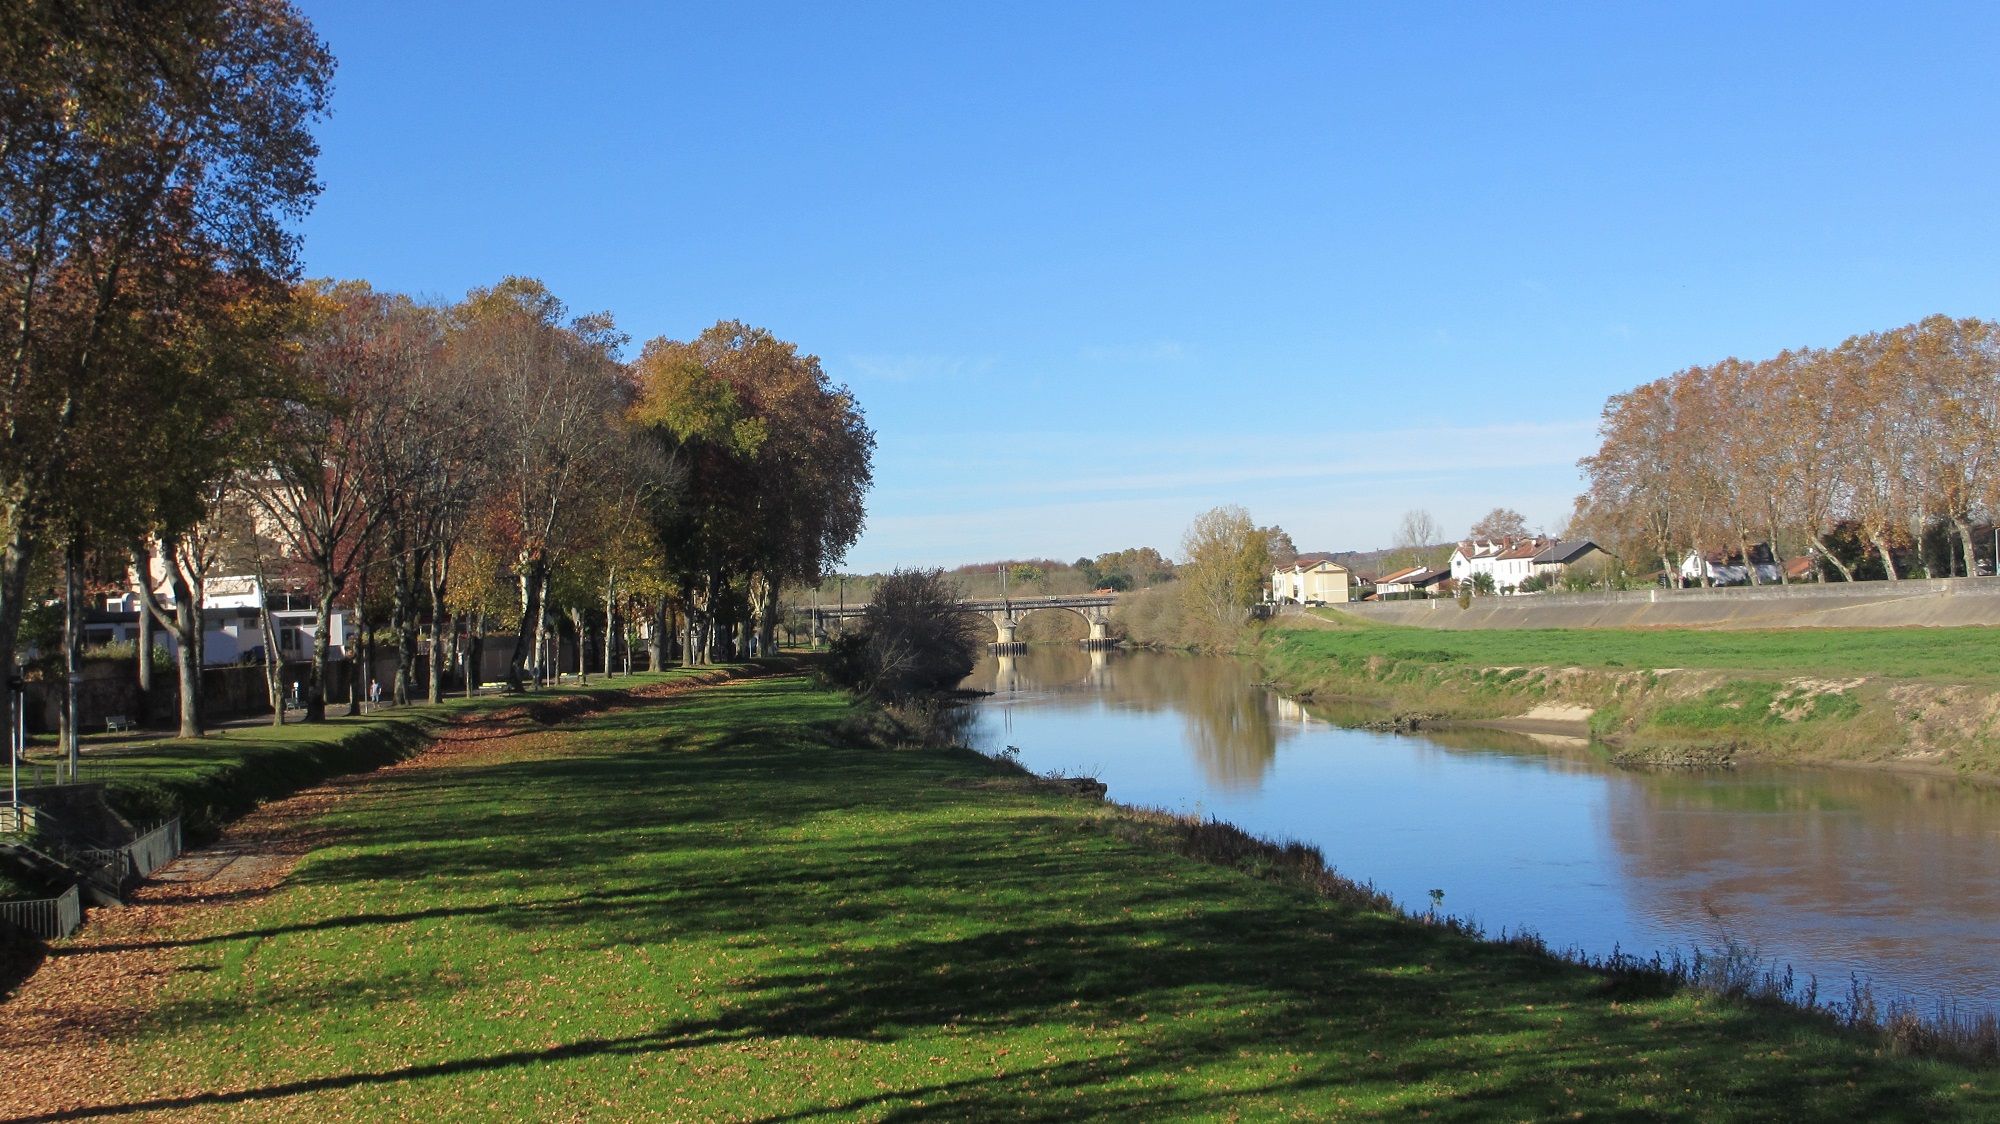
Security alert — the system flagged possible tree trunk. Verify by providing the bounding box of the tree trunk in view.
[169,568,203,738]
[1736,531,1762,586]
[63,538,82,775]
[1954,516,1979,581]
[426,552,449,704]
[603,572,617,678]
[308,581,335,722]
[132,539,204,738]
[1871,531,1900,581]
[507,553,547,692]
[531,570,552,687]
[465,615,482,700]
[646,597,664,672]
[390,532,417,706]
[350,564,371,716]
[135,589,153,722]
[568,606,588,685]
[755,574,780,656]
[0,513,36,768]
[252,562,284,727]
[1809,533,1853,582]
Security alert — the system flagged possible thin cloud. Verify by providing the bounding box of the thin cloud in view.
[845,353,997,383]
[1077,340,1188,363]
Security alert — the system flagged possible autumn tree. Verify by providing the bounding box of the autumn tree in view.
[1177,505,1270,650]
[629,322,873,663]
[1577,315,2000,585]
[250,283,410,719]
[451,278,632,691]
[0,0,330,734]
[1469,507,1529,541]
[1260,526,1299,568]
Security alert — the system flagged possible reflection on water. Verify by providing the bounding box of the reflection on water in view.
[961,647,2000,1014]
[967,648,1283,788]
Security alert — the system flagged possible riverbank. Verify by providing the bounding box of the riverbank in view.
[1259,619,2000,783]
[4,670,1995,1119]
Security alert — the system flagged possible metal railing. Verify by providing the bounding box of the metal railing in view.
[0,884,81,939]
[124,818,182,879]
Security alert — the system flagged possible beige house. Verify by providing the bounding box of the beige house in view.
[1271,557,1351,605]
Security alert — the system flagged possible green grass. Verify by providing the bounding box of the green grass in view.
[1282,616,2000,683]
[29,672,702,841]
[80,674,1999,1119]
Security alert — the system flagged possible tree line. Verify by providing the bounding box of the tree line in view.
[1,2,872,746]
[1575,315,1999,585]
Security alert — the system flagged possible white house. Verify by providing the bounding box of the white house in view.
[1493,539,1544,591]
[100,575,347,666]
[1679,545,1782,587]
[1451,536,1553,592]
[1448,539,1504,585]
[1271,557,1352,605]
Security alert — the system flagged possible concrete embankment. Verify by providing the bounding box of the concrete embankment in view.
[1331,575,2000,630]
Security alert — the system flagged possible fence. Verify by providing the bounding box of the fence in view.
[124,817,182,880]
[0,884,81,939]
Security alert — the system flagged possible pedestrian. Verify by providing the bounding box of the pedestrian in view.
[369,678,380,708]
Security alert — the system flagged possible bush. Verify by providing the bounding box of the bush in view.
[1111,582,1188,647]
[825,568,985,700]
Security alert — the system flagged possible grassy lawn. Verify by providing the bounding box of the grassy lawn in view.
[17,672,700,840]
[1283,615,2000,683]
[71,674,1998,1119]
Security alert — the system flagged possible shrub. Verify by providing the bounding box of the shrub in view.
[825,568,985,700]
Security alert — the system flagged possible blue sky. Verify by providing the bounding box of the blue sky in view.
[294,3,2000,570]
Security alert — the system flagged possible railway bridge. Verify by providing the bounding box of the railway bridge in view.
[814,593,1120,650]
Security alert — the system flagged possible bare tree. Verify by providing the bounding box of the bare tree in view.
[1391,509,1440,569]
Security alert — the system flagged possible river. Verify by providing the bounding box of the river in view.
[959,647,2000,1018]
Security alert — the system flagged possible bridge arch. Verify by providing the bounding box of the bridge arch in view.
[977,601,1117,651]
[817,593,1122,651]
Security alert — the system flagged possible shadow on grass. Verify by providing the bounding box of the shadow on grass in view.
[34,675,1984,1121]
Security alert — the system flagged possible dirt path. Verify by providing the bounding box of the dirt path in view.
[0,670,754,1122]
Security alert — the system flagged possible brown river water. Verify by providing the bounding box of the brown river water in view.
[959,647,2000,1017]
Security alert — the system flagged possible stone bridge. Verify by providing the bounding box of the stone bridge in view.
[815,593,1121,650]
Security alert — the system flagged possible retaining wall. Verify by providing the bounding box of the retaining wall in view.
[1331,576,2000,630]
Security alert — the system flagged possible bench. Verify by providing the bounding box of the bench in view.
[104,715,133,734]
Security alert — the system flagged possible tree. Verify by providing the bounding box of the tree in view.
[452,278,632,691]
[1469,508,1529,540]
[0,0,331,735]
[252,282,412,720]
[629,322,873,662]
[1092,546,1176,589]
[1177,505,1269,650]
[1392,509,1441,569]
[827,568,983,699]
[1260,526,1299,568]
